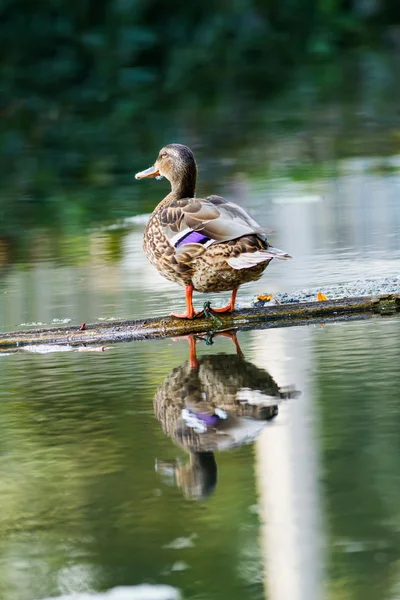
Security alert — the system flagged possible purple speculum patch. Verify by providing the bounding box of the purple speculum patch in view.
[196,412,220,428]
[175,230,210,248]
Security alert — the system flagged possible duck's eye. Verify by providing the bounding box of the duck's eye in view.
[160,152,168,159]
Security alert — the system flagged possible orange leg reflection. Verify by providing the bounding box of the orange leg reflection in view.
[173,330,243,369]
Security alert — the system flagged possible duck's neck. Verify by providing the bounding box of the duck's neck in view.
[171,168,197,199]
[159,170,197,207]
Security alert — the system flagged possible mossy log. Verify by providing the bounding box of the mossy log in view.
[0,294,399,353]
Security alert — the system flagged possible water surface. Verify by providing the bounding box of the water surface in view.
[1,63,400,600]
[1,151,399,331]
[0,315,399,600]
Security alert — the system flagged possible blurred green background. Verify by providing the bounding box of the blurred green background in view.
[1,0,400,234]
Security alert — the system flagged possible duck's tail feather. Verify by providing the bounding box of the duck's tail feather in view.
[227,247,292,270]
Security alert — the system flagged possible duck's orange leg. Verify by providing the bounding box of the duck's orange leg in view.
[211,289,238,313]
[214,331,244,357]
[171,285,199,319]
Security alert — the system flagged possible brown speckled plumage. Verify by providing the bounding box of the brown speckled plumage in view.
[136,143,291,313]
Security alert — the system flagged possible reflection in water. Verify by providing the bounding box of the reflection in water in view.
[154,333,299,499]
[0,320,399,599]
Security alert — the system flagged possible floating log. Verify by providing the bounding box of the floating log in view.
[0,293,399,353]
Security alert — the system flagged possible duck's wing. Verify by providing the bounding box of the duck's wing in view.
[159,195,267,248]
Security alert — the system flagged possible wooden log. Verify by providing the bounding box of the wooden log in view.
[0,293,399,353]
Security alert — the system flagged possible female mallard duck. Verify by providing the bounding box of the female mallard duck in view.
[136,143,291,318]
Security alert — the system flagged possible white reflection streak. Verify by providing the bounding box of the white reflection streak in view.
[252,328,323,600]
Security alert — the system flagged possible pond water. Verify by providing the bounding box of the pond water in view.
[1,62,400,599]
[1,151,400,331]
[0,316,399,600]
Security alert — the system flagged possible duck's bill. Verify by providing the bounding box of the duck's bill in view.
[135,165,160,179]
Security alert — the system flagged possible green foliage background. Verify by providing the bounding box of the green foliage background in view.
[1,0,400,228]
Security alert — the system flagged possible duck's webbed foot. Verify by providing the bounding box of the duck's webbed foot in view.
[211,305,234,313]
[170,284,199,319]
[170,308,199,319]
[209,289,238,313]
[170,310,199,319]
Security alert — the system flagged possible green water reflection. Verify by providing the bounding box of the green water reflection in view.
[0,318,399,600]
[1,146,399,332]
[317,320,400,600]
[1,48,399,331]
[0,336,265,600]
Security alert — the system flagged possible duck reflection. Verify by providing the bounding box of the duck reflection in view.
[155,332,298,500]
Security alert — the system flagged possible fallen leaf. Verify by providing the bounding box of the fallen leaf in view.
[257,294,274,302]
[317,291,327,301]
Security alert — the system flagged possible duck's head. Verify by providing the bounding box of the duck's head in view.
[135,143,197,192]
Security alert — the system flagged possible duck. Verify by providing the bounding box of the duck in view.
[135,143,291,318]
